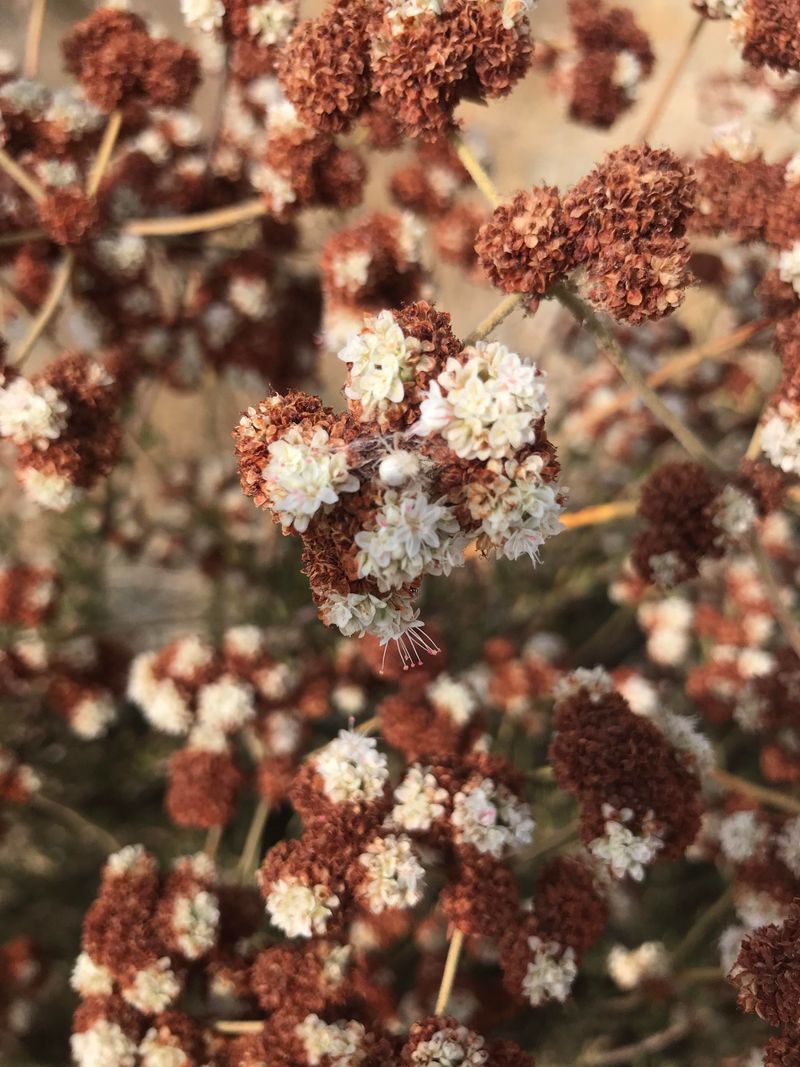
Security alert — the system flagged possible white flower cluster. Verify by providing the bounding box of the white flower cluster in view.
[411,1024,488,1066]
[416,342,548,461]
[0,376,68,449]
[427,673,478,726]
[451,778,534,858]
[589,806,664,881]
[607,941,670,991]
[70,953,114,998]
[319,590,431,653]
[266,878,340,938]
[180,0,224,33]
[128,653,192,736]
[172,888,220,959]
[467,454,564,563]
[638,596,694,667]
[761,401,800,475]
[123,958,181,1014]
[386,0,443,37]
[355,489,460,592]
[713,484,757,543]
[71,1019,138,1067]
[554,666,614,704]
[196,675,256,733]
[521,937,578,1006]
[391,764,449,832]
[228,276,273,319]
[264,425,359,532]
[613,51,644,95]
[357,833,426,912]
[314,729,389,806]
[71,693,117,741]
[138,1026,192,1067]
[777,815,800,877]
[778,240,800,295]
[339,310,426,419]
[501,0,534,30]
[332,250,372,295]
[295,1014,366,1067]
[247,1,295,45]
[718,810,769,864]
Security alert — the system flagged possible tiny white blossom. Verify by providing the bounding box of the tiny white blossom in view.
[331,250,372,295]
[266,878,339,938]
[521,937,577,1006]
[0,377,68,448]
[554,666,614,703]
[196,675,256,732]
[71,693,117,740]
[416,342,548,461]
[451,778,534,858]
[386,0,443,36]
[247,1,296,45]
[392,765,449,832]
[338,310,424,419]
[761,404,800,475]
[295,1014,366,1067]
[607,941,670,990]
[19,468,79,512]
[411,1024,488,1066]
[265,426,359,533]
[718,810,769,864]
[180,0,224,33]
[122,958,181,1014]
[589,807,663,881]
[427,673,478,726]
[355,489,459,592]
[71,1021,138,1067]
[779,240,800,295]
[314,729,389,806]
[172,889,219,959]
[70,953,113,997]
[775,814,800,877]
[228,276,272,319]
[138,1028,190,1067]
[358,833,426,912]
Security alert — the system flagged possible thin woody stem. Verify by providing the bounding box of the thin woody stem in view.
[356,716,379,735]
[636,15,705,143]
[448,133,501,208]
[560,500,638,529]
[465,292,527,345]
[0,146,46,202]
[552,282,727,475]
[87,110,123,198]
[204,825,223,859]
[577,1012,696,1066]
[671,886,734,969]
[12,250,74,368]
[24,0,48,80]
[749,529,800,661]
[588,317,773,424]
[236,800,270,883]
[0,227,46,247]
[712,767,800,815]
[125,197,266,237]
[30,793,120,853]
[215,1020,264,1034]
[434,927,465,1015]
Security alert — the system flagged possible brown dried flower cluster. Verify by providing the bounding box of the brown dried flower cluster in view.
[278,0,534,141]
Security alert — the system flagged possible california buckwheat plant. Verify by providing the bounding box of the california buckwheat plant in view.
[2,2,800,1066]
